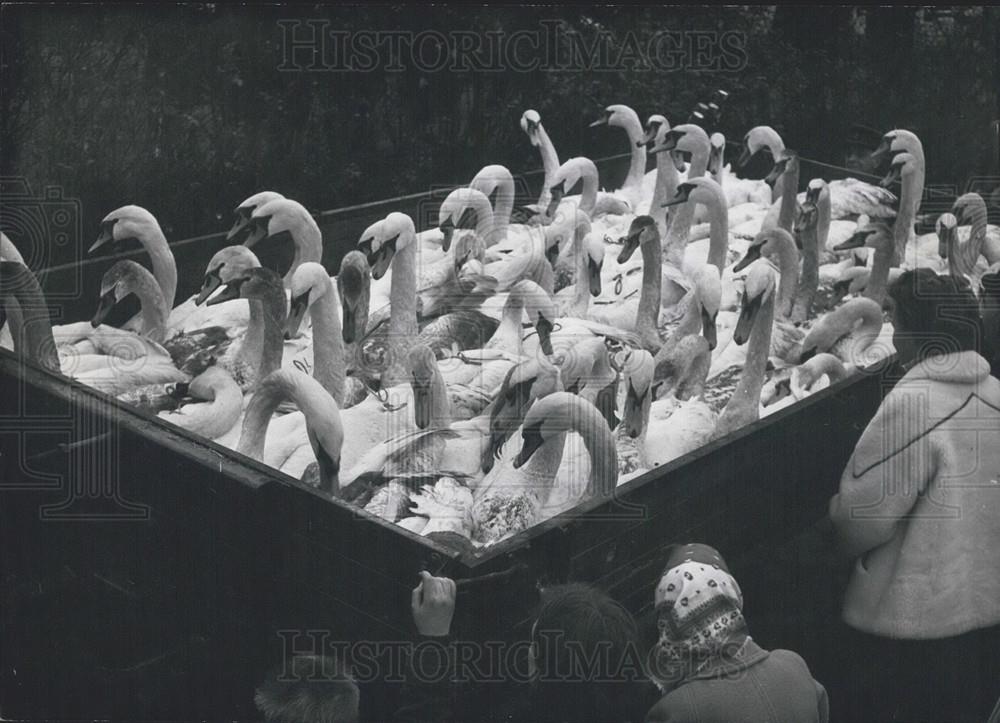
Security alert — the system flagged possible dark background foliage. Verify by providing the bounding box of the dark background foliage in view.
[2,4,998,260]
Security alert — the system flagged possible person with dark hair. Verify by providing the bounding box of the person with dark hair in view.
[255,654,360,723]
[828,268,1000,721]
[528,583,654,723]
[644,543,828,723]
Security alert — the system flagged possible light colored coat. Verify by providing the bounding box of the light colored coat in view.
[830,351,1000,638]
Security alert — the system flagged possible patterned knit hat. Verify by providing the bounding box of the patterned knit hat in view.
[649,544,748,692]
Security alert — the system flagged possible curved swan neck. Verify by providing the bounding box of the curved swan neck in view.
[651,152,679,235]
[175,383,242,440]
[310,285,347,406]
[863,244,893,305]
[895,164,924,266]
[777,162,800,234]
[571,231,593,316]
[494,293,527,350]
[490,177,515,242]
[257,286,287,382]
[287,216,324,287]
[1,263,59,373]
[142,226,177,311]
[570,398,617,498]
[238,373,332,460]
[579,165,599,215]
[770,241,800,320]
[472,194,499,247]
[622,116,647,192]
[535,124,561,207]
[131,275,169,341]
[722,293,774,425]
[792,223,820,322]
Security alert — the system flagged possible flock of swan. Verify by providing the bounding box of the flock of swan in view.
[3,98,1000,550]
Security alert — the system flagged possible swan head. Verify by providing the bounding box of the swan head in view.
[650,123,709,172]
[358,212,414,280]
[584,232,605,298]
[833,220,892,253]
[205,266,284,307]
[738,126,786,168]
[935,213,958,260]
[638,114,669,147]
[763,151,798,188]
[589,104,640,131]
[620,350,654,438]
[90,205,161,254]
[791,353,847,398]
[512,391,586,469]
[227,191,284,241]
[794,180,828,233]
[734,228,796,273]
[407,344,440,429]
[285,262,332,340]
[196,245,261,305]
[244,198,314,250]
[733,262,775,345]
[338,250,370,345]
[707,132,726,175]
[92,259,157,327]
[520,109,543,145]
[546,157,598,217]
[872,129,922,161]
[470,165,514,199]
[951,192,985,227]
[511,280,556,356]
[798,297,882,362]
[663,177,725,217]
[438,188,487,253]
[183,366,238,403]
[693,264,722,350]
[880,152,920,188]
[617,215,657,264]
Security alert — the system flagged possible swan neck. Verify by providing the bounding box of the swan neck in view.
[491,178,514,242]
[863,246,893,305]
[580,167,598,214]
[792,225,819,321]
[4,270,59,373]
[624,118,647,191]
[390,238,419,337]
[636,239,662,343]
[707,196,729,270]
[574,402,617,498]
[286,217,324,288]
[258,288,287,382]
[725,293,774,420]
[777,164,799,234]
[143,227,177,311]
[535,125,561,207]
[651,154,679,235]
[310,288,347,406]
[895,166,924,265]
[774,244,800,319]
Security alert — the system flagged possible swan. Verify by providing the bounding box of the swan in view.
[760,351,849,414]
[543,157,630,232]
[649,123,712,247]
[471,391,616,545]
[226,191,285,242]
[790,181,824,321]
[0,261,60,373]
[878,136,925,264]
[283,262,347,404]
[798,297,893,370]
[733,228,800,320]
[0,233,25,351]
[952,192,1000,265]
[237,368,344,495]
[653,265,722,385]
[551,217,605,319]
[832,220,897,306]
[469,165,521,246]
[243,198,322,288]
[707,132,772,208]
[157,366,243,440]
[521,109,560,210]
[662,178,740,296]
[736,126,798,235]
[589,103,647,211]
[713,261,778,438]
[485,279,555,356]
[637,115,680,231]
[204,266,288,389]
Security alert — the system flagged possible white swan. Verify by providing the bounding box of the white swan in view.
[243,198,323,288]
[157,366,243,440]
[521,109,560,210]
[284,262,347,404]
[798,297,893,370]
[226,191,285,241]
[589,103,647,211]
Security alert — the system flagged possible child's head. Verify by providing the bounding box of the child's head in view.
[649,543,747,692]
[529,583,645,722]
[254,654,360,723]
[888,268,982,366]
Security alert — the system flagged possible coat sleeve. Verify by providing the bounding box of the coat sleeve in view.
[816,680,830,723]
[829,384,938,560]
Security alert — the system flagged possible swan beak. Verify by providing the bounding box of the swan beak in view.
[663,183,694,208]
[707,149,722,176]
[701,307,718,350]
[284,290,310,340]
[617,228,642,264]
[89,225,114,254]
[763,160,787,188]
[512,424,544,469]
[314,444,340,496]
[734,292,762,345]
[833,228,874,251]
[243,219,269,248]
[798,345,818,364]
[623,382,647,439]
[367,235,398,281]
[439,222,455,253]
[871,137,892,161]
[205,280,242,306]
[545,186,564,219]
[341,298,359,344]
[168,381,190,400]
[736,144,754,169]
[545,241,560,266]
[91,289,117,327]
[411,380,431,429]
[589,112,610,128]
[226,209,251,241]
[650,129,683,155]
[195,269,223,305]
[536,314,554,356]
[637,123,659,147]
[588,257,603,297]
[880,164,901,188]
[733,243,762,272]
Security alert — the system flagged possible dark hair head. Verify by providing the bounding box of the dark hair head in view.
[887,268,982,362]
[531,583,646,723]
[254,654,359,723]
